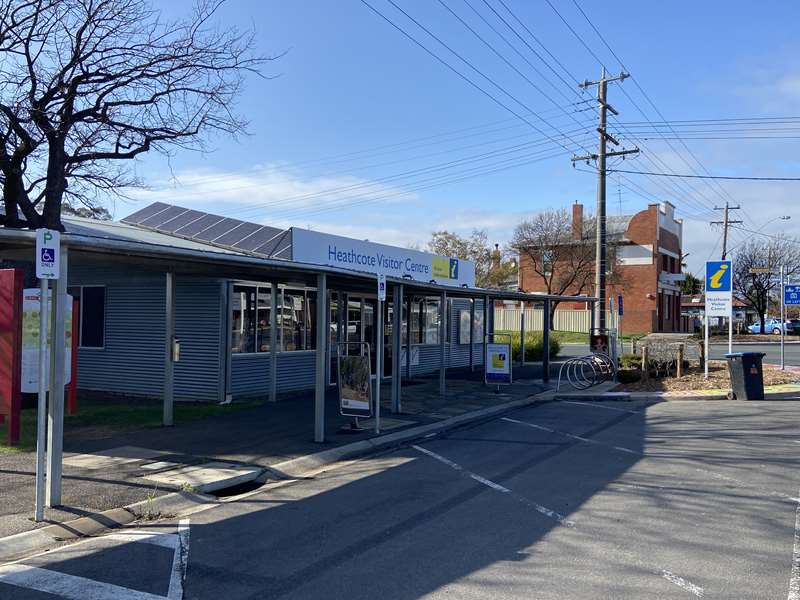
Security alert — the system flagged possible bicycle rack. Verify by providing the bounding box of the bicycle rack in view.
[556,352,616,392]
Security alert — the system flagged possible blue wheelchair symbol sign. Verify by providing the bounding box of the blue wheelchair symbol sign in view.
[40,248,55,263]
[785,285,800,306]
[706,260,732,292]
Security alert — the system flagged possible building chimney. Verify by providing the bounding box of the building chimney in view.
[572,202,583,240]
[491,243,501,271]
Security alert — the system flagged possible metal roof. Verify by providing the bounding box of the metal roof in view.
[0,215,597,304]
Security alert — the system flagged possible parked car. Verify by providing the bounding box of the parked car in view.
[747,318,794,334]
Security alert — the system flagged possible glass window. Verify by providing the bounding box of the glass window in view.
[306,291,317,350]
[281,290,303,351]
[256,287,272,352]
[232,285,256,353]
[425,297,440,344]
[80,286,105,348]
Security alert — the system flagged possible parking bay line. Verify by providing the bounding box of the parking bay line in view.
[789,488,800,600]
[504,416,800,506]
[411,443,703,597]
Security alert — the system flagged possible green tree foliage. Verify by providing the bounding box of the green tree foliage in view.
[428,229,518,289]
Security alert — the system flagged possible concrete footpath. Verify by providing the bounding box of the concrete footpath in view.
[0,371,550,562]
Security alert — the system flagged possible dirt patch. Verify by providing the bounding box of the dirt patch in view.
[615,361,800,393]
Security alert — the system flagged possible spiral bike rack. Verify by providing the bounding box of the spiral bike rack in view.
[556,352,616,392]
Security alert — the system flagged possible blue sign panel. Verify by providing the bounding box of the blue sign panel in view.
[785,285,800,306]
[706,260,732,292]
[617,294,624,316]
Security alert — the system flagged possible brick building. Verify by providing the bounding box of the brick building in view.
[519,201,686,334]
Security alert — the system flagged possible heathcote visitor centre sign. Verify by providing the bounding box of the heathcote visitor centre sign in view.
[291,228,476,287]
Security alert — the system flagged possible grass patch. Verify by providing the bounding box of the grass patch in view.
[0,397,262,455]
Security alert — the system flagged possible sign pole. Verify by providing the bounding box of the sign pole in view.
[781,264,785,370]
[35,280,48,522]
[375,274,386,434]
[704,308,709,379]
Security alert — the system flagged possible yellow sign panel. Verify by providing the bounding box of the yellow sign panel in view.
[432,257,450,279]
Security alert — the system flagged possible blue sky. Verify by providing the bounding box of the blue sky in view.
[125,1,800,275]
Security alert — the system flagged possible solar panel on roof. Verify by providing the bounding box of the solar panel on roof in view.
[172,213,223,237]
[233,225,286,252]
[193,217,245,242]
[214,222,262,246]
[121,202,172,225]
[138,205,190,227]
[121,202,295,260]
[157,209,205,233]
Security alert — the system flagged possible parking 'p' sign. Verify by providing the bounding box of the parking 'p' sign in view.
[35,228,60,280]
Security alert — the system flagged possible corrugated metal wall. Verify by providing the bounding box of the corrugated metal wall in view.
[71,265,224,402]
[231,351,317,398]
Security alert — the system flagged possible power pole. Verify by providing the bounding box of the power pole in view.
[572,67,639,332]
[710,202,742,260]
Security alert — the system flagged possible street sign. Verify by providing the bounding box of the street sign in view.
[617,294,623,316]
[785,284,800,306]
[748,267,772,274]
[35,229,60,280]
[377,273,386,302]
[705,260,732,317]
[485,333,512,385]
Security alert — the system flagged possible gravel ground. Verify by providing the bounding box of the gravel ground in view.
[616,360,799,392]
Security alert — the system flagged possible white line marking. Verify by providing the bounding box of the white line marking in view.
[694,468,800,503]
[0,563,164,600]
[167,519,190,600]
[789,489,800,600]
[411,445,574,527]
[412,444,702,596]
[107,530,179,550]
[562,400,642,414]
[502,417,640,455]
[662,569,704,597]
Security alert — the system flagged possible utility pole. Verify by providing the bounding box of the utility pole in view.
[572,67,639,332]
[711,202,743,260]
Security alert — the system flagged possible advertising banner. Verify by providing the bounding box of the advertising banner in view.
[21,289,72,393]
[485,342,511,384]
[458,310,471,344]
[338,352,372,418]
[705,260,732,317]
[291,228,476,287]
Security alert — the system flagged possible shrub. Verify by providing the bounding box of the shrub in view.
[499,331,561,362]
[618,353,640,369]
[617,369,641,384]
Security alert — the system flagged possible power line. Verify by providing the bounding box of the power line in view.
[607,169,800,181]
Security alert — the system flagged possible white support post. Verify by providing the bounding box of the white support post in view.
[469,299,475,372]
[163,271,175,427]
[314,274,327,442]
[46,246,68,507]
[35,279,48,521]
[519,300,526,367]
[269,283,278,402]
[483,295,490,383]
[439,291,446,397]
[391,284,403,413]
[781,264,786,370]
[704,310,709,379]
[375,293,383,434]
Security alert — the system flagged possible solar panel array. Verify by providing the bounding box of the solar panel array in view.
[121,202,292,259]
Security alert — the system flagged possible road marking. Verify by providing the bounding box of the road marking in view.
[107,530,179,550]
[411,444,574,527]
[502,416,640,455]
[168,519,190,600]
[0,563,164,600]
[789,489,800,600]
[694,468,800,504]
[662,569,704,597]
[412,443,703,596]
[562,400,644,414]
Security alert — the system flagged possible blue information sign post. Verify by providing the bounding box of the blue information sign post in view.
[785,285,800,306]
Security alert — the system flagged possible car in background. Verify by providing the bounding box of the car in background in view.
[747,318,795,335]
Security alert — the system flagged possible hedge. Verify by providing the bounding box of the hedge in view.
[497,331,561,362]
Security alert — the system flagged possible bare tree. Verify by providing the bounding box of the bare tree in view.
[733,237,800,332]
[0,0,269,229]
[428,229,517,289]
[511,208,616,329]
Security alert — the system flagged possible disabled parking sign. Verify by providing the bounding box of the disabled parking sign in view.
[35,228,60,279]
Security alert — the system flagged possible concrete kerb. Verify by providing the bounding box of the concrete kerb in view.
[0,391,550,564]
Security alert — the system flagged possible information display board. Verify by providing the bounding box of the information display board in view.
[337,344,372,418]
[485,334,512,385]
[20,289,72,393]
